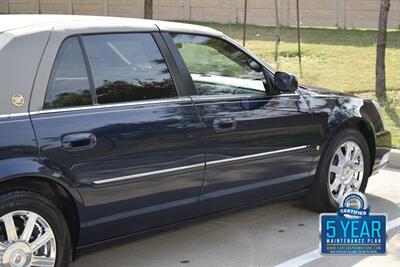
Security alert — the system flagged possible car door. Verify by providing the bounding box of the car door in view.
[165,33,321,212]
[30,32,205,244]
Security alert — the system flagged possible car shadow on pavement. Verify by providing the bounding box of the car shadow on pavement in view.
[72,191,400,267]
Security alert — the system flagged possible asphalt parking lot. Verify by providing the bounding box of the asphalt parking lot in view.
[72,168,400,267]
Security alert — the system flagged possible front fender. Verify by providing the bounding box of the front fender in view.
[301,89,391,176]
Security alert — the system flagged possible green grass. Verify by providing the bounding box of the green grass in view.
[182,21,400,148]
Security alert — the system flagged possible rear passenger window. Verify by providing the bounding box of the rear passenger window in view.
[82,33,177,104]
[44,37,92,109]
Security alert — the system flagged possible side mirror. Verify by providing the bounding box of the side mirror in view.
[273,71,298,93]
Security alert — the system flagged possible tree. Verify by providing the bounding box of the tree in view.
[274,0,280,63]
[376,0,390,99]
[144,0,153,19]
[242,0,248,46]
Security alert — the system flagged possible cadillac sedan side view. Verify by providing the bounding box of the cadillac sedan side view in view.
[0,15,391,267]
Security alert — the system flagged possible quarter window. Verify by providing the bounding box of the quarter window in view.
[44,37,92,109]
[82,33,177,104]
[171,34,268,96]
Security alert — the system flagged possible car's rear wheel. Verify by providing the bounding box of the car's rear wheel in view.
[304,129,371,212]
[0,191,71,267]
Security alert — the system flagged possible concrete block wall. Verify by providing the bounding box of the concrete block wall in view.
[0,0,399,29]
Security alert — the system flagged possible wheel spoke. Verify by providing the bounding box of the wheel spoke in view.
[330,141,365,204]
[0,241,5,251]
[337,149,346,164]
[31,231,53,252]
[21,212,38,242]
[329,165,341,175]
[0,210,56,266]
[344,143,352,160]
[2,213,18,241]
[31,256,56,267]
[353,179,361,190]
[352,146,361,161]
[354,164,364,173]
[338,184,346,199]
[331,178,341,191]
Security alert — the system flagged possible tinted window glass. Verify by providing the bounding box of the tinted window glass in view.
[171,34,268,96]
[45,37,92,109]
[83,33,177,104]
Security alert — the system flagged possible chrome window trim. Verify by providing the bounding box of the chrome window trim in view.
[5,93,300,117]
[26,93,300,117]
[93,145,309,185]
[29,97,192,116]
[0,112,30,119]
[190,93,299,102]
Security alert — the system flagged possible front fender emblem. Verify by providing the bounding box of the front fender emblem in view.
[11,94,25,107]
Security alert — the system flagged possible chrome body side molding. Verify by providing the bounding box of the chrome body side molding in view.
[93,145,309,185]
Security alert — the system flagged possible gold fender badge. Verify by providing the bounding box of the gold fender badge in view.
[12,94,25,107]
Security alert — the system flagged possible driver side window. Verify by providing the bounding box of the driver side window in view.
[170,33,268,96]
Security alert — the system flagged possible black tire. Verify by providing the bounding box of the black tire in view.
[0,190,72,267]
[304,129,371,212]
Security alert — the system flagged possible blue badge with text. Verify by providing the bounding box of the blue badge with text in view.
[320,191,387,255]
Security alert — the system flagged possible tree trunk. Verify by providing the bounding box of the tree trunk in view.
[144,0,153,19]
[274,0,280,63]
[242,0,248,46]
[296,0,303,77]
[376,0,390,99]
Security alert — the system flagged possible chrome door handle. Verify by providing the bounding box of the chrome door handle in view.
[62,133,97,151]
[213,117,237,133]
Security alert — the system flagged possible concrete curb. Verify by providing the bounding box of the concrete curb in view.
[389,149,400,169]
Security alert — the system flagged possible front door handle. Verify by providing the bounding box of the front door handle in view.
[213,117,237,133]
[62,133,97,151]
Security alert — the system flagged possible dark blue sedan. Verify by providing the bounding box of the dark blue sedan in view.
[0,15,391,267]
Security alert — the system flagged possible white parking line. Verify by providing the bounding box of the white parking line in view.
[274,217,400,267]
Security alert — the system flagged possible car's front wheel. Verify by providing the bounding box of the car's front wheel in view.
[0,190,71,267]
[304,129,371,212]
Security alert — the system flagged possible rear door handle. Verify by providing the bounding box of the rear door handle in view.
[213,117,237,133]
[62,133,97,151]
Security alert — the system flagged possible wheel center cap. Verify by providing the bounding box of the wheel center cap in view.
[2,242,32,267]
[342,164,354,182]
[11,250,26,267]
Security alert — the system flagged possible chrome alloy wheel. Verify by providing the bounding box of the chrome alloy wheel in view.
[0,211,56,267]
[329,141,365,203]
